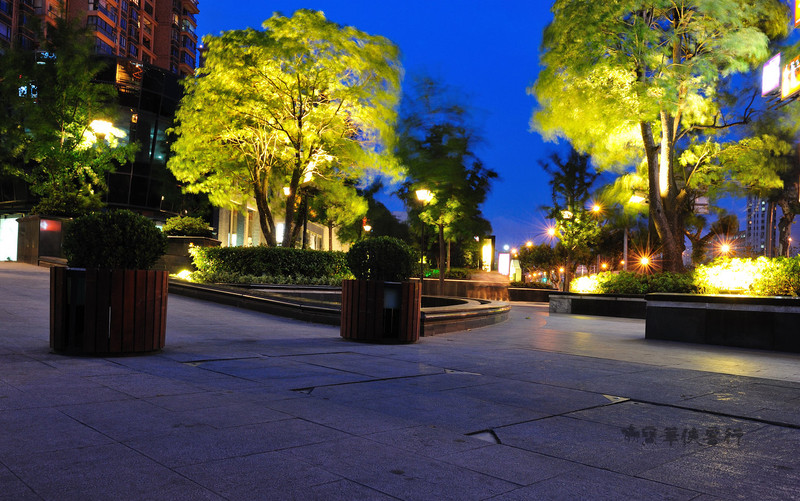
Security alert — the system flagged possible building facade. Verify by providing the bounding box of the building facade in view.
[0,0,198,261]
[215,206,350,252]
[0,0,198,77]
[744,196,778,256]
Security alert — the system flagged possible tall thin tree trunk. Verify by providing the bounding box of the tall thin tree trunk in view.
[438,223,445,295]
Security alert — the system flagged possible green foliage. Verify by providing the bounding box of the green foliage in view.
[190,271,347,287]
[751,257,800,296]
[518,243,557,273]
[695,256,800,296]
[64,210,167,269]
[397,76,496,268]
[572,271,697,295]
[424,268,473,280]
[533,0,788,272]
[191,245,349,280]
[169,10,402,247]
[346,236,415,281]
[163,216,212,237]
[510,281,556,290]
[0,18,137,217]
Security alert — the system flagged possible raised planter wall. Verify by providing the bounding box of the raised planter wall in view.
[168,281,509,337]
[646,293,800,353]
[51,267,168,355]
[508,288,553,302]
[549,292,646,319]
[421,278,509,301]
[158,236,221,273]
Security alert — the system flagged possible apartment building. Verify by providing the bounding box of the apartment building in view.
[0,0,198,77]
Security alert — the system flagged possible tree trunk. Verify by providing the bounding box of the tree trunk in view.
[282,168,302,247]
[328,221,334,251]
[777,200,793,257]
[438,223,445,295]
[253,183,277,246]
[446,239,451,272]
[641,119,684,272]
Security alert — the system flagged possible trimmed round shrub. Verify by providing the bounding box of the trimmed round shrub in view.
[162,215,213,237]
[64,210,167,269]
[347,236,415,282]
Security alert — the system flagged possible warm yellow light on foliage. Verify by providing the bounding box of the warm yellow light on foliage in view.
[572,275,601,294]
[174,269,193,281]
[694,257,763,294]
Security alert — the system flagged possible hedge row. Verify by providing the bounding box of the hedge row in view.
[190,246,349,280]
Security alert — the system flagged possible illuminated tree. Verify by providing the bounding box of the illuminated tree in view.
[0,18,136,216]
[397,77,496,271]
[168,10,402,247]
[685,212,739,264]
[542,150,601,290]
[532,1,788,271]
[518,243,558,283]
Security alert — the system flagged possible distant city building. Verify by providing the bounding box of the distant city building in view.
[0,0,199,76]
[744,196,778,256]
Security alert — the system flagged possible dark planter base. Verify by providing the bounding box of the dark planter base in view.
[51,268,168,355]
[645,293,800,353]
[340,280,421,343]
[549,292,646,319]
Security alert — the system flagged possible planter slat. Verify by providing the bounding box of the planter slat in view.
[134,271,147,352]
[122,270,136,352]
[340,280,421,343]
[51,268,167,355]
[144,272,155,352]
[95,270,111,353]
[110,270,124,352]
[84,269,98,353]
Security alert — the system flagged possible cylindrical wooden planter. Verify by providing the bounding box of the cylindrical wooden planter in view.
[340,280,421,343]
[50,267,168,355]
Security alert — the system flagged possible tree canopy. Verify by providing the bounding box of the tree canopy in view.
[0,18,135,216]
[397,76,496,270]
[532,0,789,271]
[168,9,403,247]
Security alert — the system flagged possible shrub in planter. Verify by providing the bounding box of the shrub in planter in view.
[162,215,213,237]
[53,210,169,355]
[342,236,420,343]
[64,210,167,268]
[346,236,415,282]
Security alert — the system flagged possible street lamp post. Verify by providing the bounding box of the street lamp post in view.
[415,189,433,287]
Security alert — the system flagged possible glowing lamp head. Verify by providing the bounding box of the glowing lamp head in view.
[415,188,433,204]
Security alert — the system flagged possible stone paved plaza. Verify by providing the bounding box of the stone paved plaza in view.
[1,262,799,500]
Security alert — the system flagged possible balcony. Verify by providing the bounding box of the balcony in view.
[181,0,199,15]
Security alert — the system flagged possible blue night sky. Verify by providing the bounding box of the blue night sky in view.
[196,1,782,250]
[196,1,561,249]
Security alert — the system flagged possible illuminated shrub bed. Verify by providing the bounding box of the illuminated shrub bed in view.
[187,246,351,286]
[570,257,800,297]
